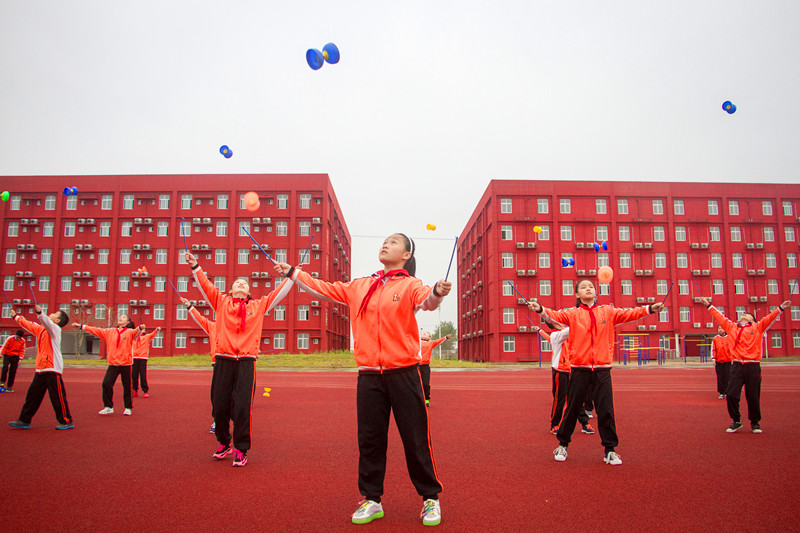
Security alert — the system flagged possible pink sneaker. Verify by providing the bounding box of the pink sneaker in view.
[143,392,149,398]
[213,443,233,460]
[233,450,248,467]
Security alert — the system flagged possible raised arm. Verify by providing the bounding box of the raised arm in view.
[187,252,222,308]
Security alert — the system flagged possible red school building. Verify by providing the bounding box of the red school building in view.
[0,174,351,357]
[457,180,800,363]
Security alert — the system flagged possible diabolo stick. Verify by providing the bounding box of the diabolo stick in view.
[444,236,458,281]
[242,227,283,277]
[301,235,315,265]
[1,288,9,305]
[506,281,528,302]
[27,281,37,306]
[661,281,674,305]
[167,279,182,298]
[180,217,188,251]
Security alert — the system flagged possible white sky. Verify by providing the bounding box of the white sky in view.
[2,1,799,334]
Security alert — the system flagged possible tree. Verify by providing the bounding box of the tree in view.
[433,321,458,359]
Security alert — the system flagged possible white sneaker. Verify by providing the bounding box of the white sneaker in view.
[604,451,622,465]
[420,499,441,526]
[586,410,593,418]
[98,407,114,415]
[123,408,132,416]
[351,500,383,524]
[553,445,568,462]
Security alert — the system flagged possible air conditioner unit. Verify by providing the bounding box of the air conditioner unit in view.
[477,256,482,262]
[478,305,483,310]
[84,244,93,250]
[202,217,211,223]
[478,330,483,335]
[73,271,81,277]
[24,271,32,277]
[692,269,701,275]
[466,310,471,317]
[748,296,758,302]
[134,218,142,224]
[691,243,700,248]
[312,244,320,250]
[72,299,79,304]
[75,244,83,250]
[644,270,653,275]
[20,218,29,224]
[198,300,207,306]
[144,218,152,223]
[78,218,86,224]
[518,326,527,332]
[706,323,714,328]
[82,272,90,277]
[527,242,536,248]
[516,242,525,248]
[700,243,709,248]
[133,244,142,250]
[311,272,319,277]
[332,257,339,264]
[86,218,94,223]
[30,218,38,224]
[251,272,259,278]
[647,297,655,302]
[693,322,701,328]
[746,243,755,249]
[190,300,197,306]
[589,269,597,275]
[649,325,657,330]
[577,269,586,275]
[26,244,35,249]
[260,272,269,277]
[635,270,644,275]
[142,244,151,250]
[15,271,23,277]
[517,270,525,276]
[192,217,201,223]
[12,299,21,304]
[634,243,643,248]
[693,297,702,303]
[466,290,471,296]
[527,269,536,275]
[517,298,527,304]
[759,296,767,302]
[16,244,25,250]
[312,217,321,223]
[264,217,271,223]
[637,325,646,330]
[252,217,261,223]
[130,299,138,305]
[131,272,139,277]
[200,244,209,250]
[644,243,653,248]
[701,269,710,275]
[139,300,147,305]
[756,269,765,275]
[576,242,585,248]
[310,301,320,306]
[636,297,646,303]
[466,269,471,275]
[755,243,764,249]
[747,269,756,275]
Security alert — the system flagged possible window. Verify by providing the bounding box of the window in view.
[214,277,226,291]
[238,249,249,264]
[617,199,628,214]
[120,249,131,264]
[712,279,724,295]
[655,253,667,269]
[180,219,191,237]
[762,201,773,216]
[679,307,690,322]
[653,226,665,241]
[538,225,550,240]
[560,225,572,241]
[652,199,663,215]
[98,249,109,264]
[97,276,107,291]
[730,227,741,241]
[123,194,134,209]
[675,226,686,241]
[766,253,776,269]
[151,331,163,348]
[176,305,187,320]
[501,253,514,268]
[793,308,800,321]
[711,253,722,269]
[709,226,720,241]
[276,221,288,236]
[100,221,111,237]
[274,249,287,263]
[618,226,630,241]
[596,199,607,214]
[299,249,310,264]
[157,221,169,237]
[539,280,551,296]
[788,253,798,268]
[38,276,49,291]
[119,276,130,291]
[216,221,227,237]
[794,333,800,349]
[157,194,170,209]
[673,200,684,215]
[786,227,796,242]
[537,198,548,214]
[1,304,11,319]
[764,227,775,242]
[99,194,112,210]
[217,194,228,209]
[732,253,743,268]
[239,221,250,237]
[121,221,133,237]
[65,196,77,210]
[151,304,166,320]
[619,253,631,268]
[771,332,782,349]
[45,195,56,210]
[154,276,165,292]
[2,276,12,291]
[597,252,609,267]
[708,200,718,215]
[734,307,746,320]
[502,281,514,296]
[559,198,571,214]
[5,249,16,264]
[767,279,778,295]
[678,280,689,295]
[299,221,311,237]
[300,194,311,209]
[503,336,515,352]
[729,200,739,215]
[539,252,550,269]
[501,225,513,240]
[783,201,793,216]
[676,253,688,269]
[95,304,107,321]
[277,194,289,209]
[176,332,187,349]
[596,226,608,241]
[181,194,192,209]
[43,221,54,237]
[274,305,286,321]
[734,280,745,294]
[177,276,189,291]
[562,280,573,296]
[62,249,73,264]
[274,333,285,349]
[215,249,226,264]
[503,308,515,324]
[656,279,668,295]
[621,280,632,295]
[297,333,309,350]
[500,198,512,213]
[155,249,167,264]
[7,222,18,237]
[659,308,669,322]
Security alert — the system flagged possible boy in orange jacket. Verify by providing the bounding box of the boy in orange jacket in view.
[132,326,161,398]
[529,279,662,466]
[8,305,73,430]
[701,297,790,433]
[710,326,732,399]
[1,329,26,392]
[183,297,217,434]
[187,251,293,467]
[74,315,143,416]
[419,331,450,406]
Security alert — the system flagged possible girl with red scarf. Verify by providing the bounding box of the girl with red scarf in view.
[277,233,451,527]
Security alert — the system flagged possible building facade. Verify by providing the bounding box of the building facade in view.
[458,180,800,363]
[0,174,351,356]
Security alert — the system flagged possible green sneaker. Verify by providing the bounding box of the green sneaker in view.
[352,500,383,524]
[421,499,441,526]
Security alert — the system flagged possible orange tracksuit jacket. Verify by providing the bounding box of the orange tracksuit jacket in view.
[192,265,293,360]
[1,336,25,358]
[711,334,732,363]
[14,313,64,373]
[542,305,652,368]
[291,269,444,371]
[188,306,217,363]
[80,325,141,366]
[709,306,782,362]
[132,330,159,360]
[420,337,447,365]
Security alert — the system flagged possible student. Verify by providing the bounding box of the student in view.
[528,279,662,466]
[701,297,790,433]
[132,326,161,398]
[537,316,594,435]
[74,315,142,416]
[8,305,73,430]
[186,251,293,468]
[710,326,732,399]
[183,297,217,434]
[1,329,26,392]
[419,331,451,406]
[278,233,450,527]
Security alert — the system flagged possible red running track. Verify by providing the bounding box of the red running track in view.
[1,366,799,532]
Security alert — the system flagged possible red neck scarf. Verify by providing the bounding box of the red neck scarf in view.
[115,328,125,348]
[357,269,409,318]
[232,297,249,332]
[734,322,751,347]
[580,303,598,340]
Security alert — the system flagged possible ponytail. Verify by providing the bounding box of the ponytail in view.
[398,233,416,277]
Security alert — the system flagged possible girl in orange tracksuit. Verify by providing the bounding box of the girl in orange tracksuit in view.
[184,297,217,433]
[279,233,451,527]
[75,315,142,415]
[711,327,732,399]
[187,252,293,468]
[702,297,790,433]
[419,332,450,406]
[529,279,662,466]
[132,327,161,398]
[1,329,26,391]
